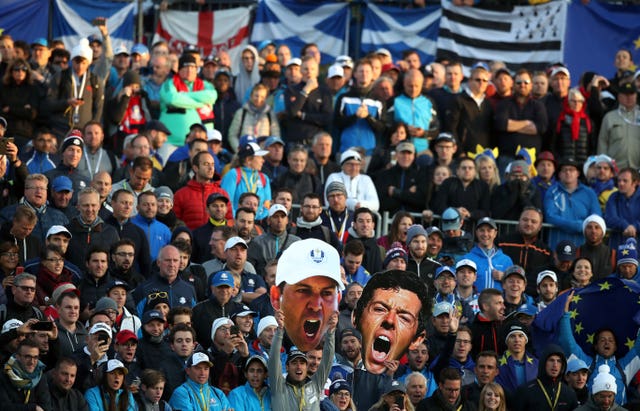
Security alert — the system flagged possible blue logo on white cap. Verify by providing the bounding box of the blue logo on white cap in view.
[309,248,325,263]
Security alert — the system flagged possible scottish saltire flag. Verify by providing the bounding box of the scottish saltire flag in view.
[565,1,640,82]
[154,7,252,64]
[361,3,441,65]
[251,0,349,65]
[532,278,640,357]
[0,0,48,43]
[436,0,567,75]
[53,0,135,51]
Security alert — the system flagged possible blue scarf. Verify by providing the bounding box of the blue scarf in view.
[591,178,615,196]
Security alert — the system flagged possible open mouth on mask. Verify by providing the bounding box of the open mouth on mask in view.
[372,335,391,362]
[304,319,321,338]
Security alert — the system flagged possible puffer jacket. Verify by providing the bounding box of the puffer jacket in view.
[173,178,232,230]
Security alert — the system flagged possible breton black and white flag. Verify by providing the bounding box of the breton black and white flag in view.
[436,0,567,74]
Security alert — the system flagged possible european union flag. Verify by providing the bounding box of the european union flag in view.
[533,278,640,358]
[564,1,640,83]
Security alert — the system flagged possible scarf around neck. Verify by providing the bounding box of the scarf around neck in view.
[4,354,45,390]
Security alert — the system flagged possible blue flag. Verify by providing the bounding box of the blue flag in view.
[533,277,640,358]
[361,3,441,66]
[52,0,135,51]
[564,1,640,81]
[0,0,48,43]
[251,0,349,65]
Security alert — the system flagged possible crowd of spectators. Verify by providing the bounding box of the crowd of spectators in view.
[0,11,640,411]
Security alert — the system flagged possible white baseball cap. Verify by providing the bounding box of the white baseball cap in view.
[89,322,112,338]
[1,318,23,334]
[268,204,288,217]
[105,359,128,374]
[276,238,344,290]
[328,64,344,79]
[224,236,248,251]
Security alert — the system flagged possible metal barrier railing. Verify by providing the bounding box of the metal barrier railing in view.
[380,211,556,240]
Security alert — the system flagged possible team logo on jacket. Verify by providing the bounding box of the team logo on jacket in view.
[179,297,186,305]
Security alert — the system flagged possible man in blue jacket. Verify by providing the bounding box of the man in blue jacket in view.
[461,217,513,293]
[544,157,601,249]
[169,351,232,411]
[228,355,272,411]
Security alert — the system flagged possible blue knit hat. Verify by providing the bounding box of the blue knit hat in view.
[618,238,638,266]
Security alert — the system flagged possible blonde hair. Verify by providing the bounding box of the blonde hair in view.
[478,382,507,411]
[475,155,501,191]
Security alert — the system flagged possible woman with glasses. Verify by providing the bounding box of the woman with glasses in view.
[323,379,357,411]
[35,244,73,309]
[0,58,39,146]
[0,241,20,305]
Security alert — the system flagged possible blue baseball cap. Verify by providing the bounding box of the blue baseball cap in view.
[566,358,589,374]
[131,43,149,55]
[52,175,73,192]
[31,38,48,48]
[435,265,456,279]
[210,271,235,288]
[264,136,285,148]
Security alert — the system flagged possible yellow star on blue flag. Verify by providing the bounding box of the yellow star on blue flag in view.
[599,281,611,291]
[635,35,640,50]
[571,294,582,304]
[575,322,583,334]
[569,309,579,319]
[587,333,595,344]
[626,337,636,350]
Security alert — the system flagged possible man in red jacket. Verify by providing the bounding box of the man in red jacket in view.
[173,151,231,230]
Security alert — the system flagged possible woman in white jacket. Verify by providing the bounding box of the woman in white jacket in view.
[325,149,379,212]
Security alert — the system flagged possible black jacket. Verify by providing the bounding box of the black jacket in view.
[0,82,39,140]
[432,177,490,225]
[417,388,477,411]
[345,227,383,275]
[283,82,333,144]
[105,215,152,277]
[498,231,552,297]
[77,272,113,310]
[159,351,187,400]
[136,333,174,370]
[491,179,542,221]
[469,312,504,358]
[494,96,548,154]
[375,162,429,213]
[0,367,52,411]
[192,296,245,349]
[65,216,119,269]
[513,344,577,411]
[272,170,321,204]
[450,89,495,153]
[47,372,89,411]
[213,91,241,151]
